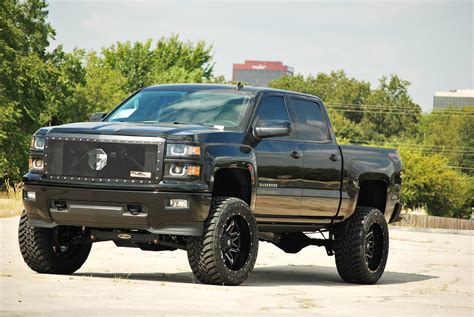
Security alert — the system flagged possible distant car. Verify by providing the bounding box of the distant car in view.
[19,84,402,285]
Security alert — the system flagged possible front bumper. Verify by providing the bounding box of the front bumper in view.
[23,184,211,236]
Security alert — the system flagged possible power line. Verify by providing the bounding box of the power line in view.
[326,102,474,112]
[445,166,474,170]
[328,109,474,116]
[326,104,421,110]
[344,139,474,150]
[346,141,474,155]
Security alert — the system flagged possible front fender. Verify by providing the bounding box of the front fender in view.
[202,143,257,209]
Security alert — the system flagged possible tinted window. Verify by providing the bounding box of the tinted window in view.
[255,96,289,123]
[291,98,330,142]
[107,90,252,130]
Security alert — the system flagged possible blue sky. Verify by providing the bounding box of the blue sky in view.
[46,0,473,111]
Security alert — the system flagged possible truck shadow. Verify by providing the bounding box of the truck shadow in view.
[76,265,437,286]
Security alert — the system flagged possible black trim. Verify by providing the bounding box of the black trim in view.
[255,214,344,221]
[389,203,403,223]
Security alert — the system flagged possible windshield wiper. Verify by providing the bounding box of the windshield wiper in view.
[159,121,191,125]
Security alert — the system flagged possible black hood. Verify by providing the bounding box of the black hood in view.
[37,122,227,138]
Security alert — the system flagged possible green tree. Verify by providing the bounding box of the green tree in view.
[102,35,215,93]
[327,111,364,143]
[0,0,55,181]
[65,52,127,122]
[362,75,421,139]
[42,47,87,125]
[419,107,474,175]
[400,148,473,218]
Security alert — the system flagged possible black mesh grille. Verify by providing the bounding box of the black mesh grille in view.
[44,135,163,184]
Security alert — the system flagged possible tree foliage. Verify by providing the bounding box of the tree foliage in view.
[419,107,474,175]
[362,75,421,139]
[0,0,56,180]
[400,148,473,218]
[102,35,214,92]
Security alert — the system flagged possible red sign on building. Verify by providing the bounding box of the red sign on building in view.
[232,60,294,87]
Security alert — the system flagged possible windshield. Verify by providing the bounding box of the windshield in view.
[107,89,252,129]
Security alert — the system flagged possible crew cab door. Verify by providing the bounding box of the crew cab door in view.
[288,97,342,220]
[253,94,303,217]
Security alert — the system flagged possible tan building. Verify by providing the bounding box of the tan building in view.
[433,89,474,109]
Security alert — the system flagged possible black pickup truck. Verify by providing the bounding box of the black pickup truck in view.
[19,84,402,285]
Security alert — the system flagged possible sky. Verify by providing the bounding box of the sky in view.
[46,0,473,111]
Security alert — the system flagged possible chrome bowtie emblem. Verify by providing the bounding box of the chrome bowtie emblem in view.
[88,148,107,171]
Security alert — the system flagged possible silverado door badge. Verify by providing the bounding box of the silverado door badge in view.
[88,148,108,171]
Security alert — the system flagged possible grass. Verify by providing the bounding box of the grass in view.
[0,180,23,218]
[0,194,23,218]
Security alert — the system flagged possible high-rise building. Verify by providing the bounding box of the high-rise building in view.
[232,60,293,87]
[433,89,474,109]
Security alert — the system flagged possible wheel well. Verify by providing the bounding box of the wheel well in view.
[212,168,251,206]
[356,180,387,213]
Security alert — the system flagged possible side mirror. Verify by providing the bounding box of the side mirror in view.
[254,120,291,139]
[89,112,108,122]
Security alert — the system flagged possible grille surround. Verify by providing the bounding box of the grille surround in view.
[43,134,165,185]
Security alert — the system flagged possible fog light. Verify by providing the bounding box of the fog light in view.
[169,199,188,208]
[24,191,36,201]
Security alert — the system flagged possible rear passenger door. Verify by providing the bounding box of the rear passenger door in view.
[288,97,342,220]
[253,94,303,217]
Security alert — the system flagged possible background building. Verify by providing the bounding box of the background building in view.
[232,60,293,87]
[433,89,474,109]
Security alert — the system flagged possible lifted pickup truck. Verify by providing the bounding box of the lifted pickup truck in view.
[19,84,402,285]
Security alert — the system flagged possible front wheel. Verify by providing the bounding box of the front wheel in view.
[18,212,92,274]
[334,206,389,284]
[186,197,259,285]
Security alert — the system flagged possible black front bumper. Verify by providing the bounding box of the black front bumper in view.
[23,184,212,236]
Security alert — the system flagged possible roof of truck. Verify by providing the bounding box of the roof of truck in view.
[143,83,322,101]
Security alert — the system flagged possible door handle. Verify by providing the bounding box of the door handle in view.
[290,151,302,159]
[329,154,341,161]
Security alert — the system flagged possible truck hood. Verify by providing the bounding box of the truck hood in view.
[37,121,226,138]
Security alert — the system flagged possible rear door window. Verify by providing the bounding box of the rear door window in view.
[290,98,331,142]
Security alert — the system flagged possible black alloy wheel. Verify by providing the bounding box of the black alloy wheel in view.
[365,223,384,272]
[334,206,389,284]
[187,197,259,285]
[221,216,251,271]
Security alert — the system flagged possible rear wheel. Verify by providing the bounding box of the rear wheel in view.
[186,197,258,285]
[18,212,92,274]
[334,206,389,284]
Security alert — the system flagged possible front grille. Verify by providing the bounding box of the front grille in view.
[44,134,164,184]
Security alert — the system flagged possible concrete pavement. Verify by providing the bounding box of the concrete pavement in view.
[1,217,473,316]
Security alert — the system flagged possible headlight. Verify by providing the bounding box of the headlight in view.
[31,136,45,150]
[164,163,200,178]
[166,144,200,157]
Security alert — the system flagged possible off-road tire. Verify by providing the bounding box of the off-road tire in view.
[18,212,92,274]
[187,197,258,285]
[334,206,389,284]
